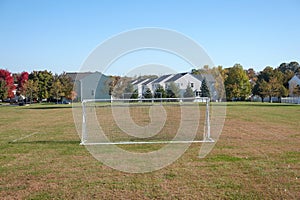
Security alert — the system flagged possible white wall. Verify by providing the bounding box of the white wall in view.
[166,74,201,91]
[289,75,300,96]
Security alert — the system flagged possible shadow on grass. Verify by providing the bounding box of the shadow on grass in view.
[9,140,80,145]
[224,102,298,107]
[23,106,72,110]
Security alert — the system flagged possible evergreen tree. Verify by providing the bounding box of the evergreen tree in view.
[200,78,210,97]
[143,88,153,98]
[131,89,138,99]
[154,85,166,98]
[166,82,180,98]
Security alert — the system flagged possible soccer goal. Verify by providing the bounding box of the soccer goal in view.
[80,97,213,145]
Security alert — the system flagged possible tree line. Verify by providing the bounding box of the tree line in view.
[190,62,300,102]
[1,61,299,103]
[220,62,300,101]
[0,69,75,103]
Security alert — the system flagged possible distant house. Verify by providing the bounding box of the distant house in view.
[288,74,300,96]
[151,74,174,91]
[66,71,218,101]
[164,73,202,97]
[66,72,110,101]
[131,72,217,99]
[131,78,153,98]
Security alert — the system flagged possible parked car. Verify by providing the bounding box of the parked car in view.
[63,100,71,104]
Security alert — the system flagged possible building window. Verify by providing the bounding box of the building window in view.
[91,90,95,96]
[190,83,194,88]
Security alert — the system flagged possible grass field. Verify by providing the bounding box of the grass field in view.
[0,102,299,199]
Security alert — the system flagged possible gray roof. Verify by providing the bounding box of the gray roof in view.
[192,74,204,81]
[132,78,156,85]
[66,72,107,82]
[165,73,187,82]
[66,72,94,81]
[133,79,148,85]
[152,74,173,84]
[143,78,155,85]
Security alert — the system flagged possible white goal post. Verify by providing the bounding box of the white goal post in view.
[80,97,213,145]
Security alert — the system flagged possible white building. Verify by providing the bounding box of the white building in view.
[151,74,174,91]
[131,72,215,98]
[164,73,202,97]
[132,78,153,98]
[66,72,110,101]
[288,74,300,96]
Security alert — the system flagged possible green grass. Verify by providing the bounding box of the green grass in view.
[0,102,300,199]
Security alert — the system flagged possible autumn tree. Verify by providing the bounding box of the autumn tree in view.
[278,62,300,88]
[213,66,226,101]
[17,72,29,95]
[124,82,134,94]
[253,67,287,102]
[23,79,39,104]
[29,70,53,101]
[253,80,268,102]
[0,69,15,100]
[108,76,131,98]
[51,75,63,103]
[224,64,251,101]
[247,68,257,90]
[278,61,300,74]
[58,72,73,100]
[0,80,8,100]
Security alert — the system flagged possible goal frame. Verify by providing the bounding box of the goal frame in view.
[80,97,213,145]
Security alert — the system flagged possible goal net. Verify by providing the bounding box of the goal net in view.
[80,97,213,145]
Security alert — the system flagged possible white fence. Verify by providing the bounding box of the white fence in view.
[281,97,300,104]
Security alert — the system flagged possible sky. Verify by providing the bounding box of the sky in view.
[0,0,299,75]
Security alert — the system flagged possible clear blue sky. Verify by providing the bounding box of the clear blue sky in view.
[0,0,299,75]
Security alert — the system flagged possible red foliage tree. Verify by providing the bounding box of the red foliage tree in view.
[17,71,29,94]
[0,69,16,99]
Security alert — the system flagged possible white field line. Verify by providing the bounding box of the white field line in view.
[81,140,215,145]
[12,132,40,142]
